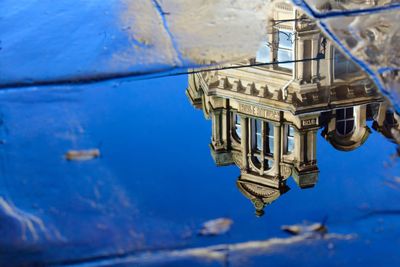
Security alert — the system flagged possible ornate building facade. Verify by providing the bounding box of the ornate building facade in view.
[186,2,399,216]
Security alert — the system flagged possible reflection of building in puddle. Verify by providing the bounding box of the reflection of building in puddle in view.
[237,179,290,217]
[186,2,399,216]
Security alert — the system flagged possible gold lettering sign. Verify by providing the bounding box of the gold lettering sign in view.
[302,118,318,127]
[238,103,280,121]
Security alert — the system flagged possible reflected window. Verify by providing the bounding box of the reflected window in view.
[250,119,263,170]
[334,49,358,79]
[266,122,274,155]
[277,30,294,71]
[249,119,275,172]
[264,123,275,171]
[234,113,242,140]
[253,119,262,151]
[286,125,295,154]
[336,108,355,136]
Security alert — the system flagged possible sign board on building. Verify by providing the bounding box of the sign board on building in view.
[238,103,280,121]
[301,118,318,127]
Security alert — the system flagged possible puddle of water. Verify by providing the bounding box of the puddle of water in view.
[0,0,399,266]
[0,66,398,265]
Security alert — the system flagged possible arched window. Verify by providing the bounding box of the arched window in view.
[250,119,262,169]
[250,119,275,172]
[233,113,242,141]
[336,108,355,136]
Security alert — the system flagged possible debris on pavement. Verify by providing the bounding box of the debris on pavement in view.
[198,218,233,236]
[281,222,328,237]
[65,149,101,161]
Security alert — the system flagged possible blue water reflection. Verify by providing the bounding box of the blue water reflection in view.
[0,75,398,266]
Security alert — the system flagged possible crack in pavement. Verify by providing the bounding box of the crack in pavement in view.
[150,0,185,66]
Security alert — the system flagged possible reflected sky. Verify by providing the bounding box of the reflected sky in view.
[0,73,398,266]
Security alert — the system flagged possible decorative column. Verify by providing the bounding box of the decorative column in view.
[376,103,388,126]
[298,132,305,165]
[308,130,317,164]
[357,105,367,130]
[273,124,281,173]
[212,110,223,149]
[221,110,228,148]
[297,39,305,81]
[241,117,248,170]
[260,122,266,175]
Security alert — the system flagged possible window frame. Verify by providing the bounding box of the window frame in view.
[284,124,295,155]
[249,118,275,172]
[336,107,355,136]
[276,30,294,71]
[333,48,359,80]
[231,112,242,143]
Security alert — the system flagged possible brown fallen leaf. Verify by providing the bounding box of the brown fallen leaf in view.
[198,218,233,236]
[65,149,101,161]
[281,222,328,237]
[281,225,301,235]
